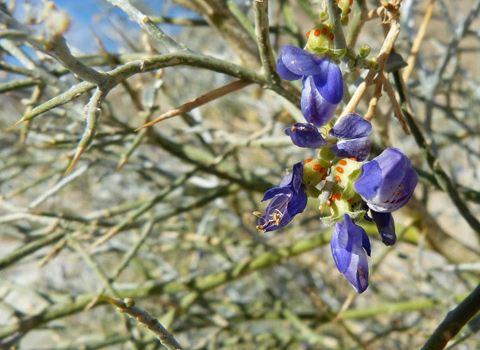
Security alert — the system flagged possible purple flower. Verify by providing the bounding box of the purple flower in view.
[277,45,343,127]
[370,211,396,246]
[257,162,307,232]
[331,214,371,293]
[354,148,418,213]
[284,123,327,148]
[329,113,372,161]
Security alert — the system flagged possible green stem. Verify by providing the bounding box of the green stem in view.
[420,284,480,350]
[324,0,347,51]
[0,232,330,341]
[0,231,65,271]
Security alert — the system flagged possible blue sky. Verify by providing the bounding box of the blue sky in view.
[51,0,200,53]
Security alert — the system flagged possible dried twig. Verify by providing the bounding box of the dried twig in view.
[103,0,185,53]
[341,14,402,126]
[102,297,183,350]
[402,0,436,82]
[135,80,252,131]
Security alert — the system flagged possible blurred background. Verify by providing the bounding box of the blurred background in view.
[1,0,480,349]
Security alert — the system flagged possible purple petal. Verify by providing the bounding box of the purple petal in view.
[279,171,293,188]
[301,76,337,127]
[331,222,352,274]
[263,188,307,232]
[330,114,372,139]
[332,215,370,293]
[290,162,304,193]
[312,58,344,104]
[361,148,418,213]
[354,160,383,199]
[370,148,408,202]
[278,162,303,188]
[258,193,290,228]
[362,230,371,256]
[371,211,396,246]
[285,123,327,149]
[287,185,308,216]
[258,162,307,232]
[384,167,418,211]
[355,149,418,213]
[263,193,291,213]
[277,55,302,81]
[343,245,369,293]
[262,187,291,202]
[329,137,372,161]
[279,45,324,76]
[344,214,366,247]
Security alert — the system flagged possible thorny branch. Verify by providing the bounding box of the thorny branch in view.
[1,0,480,349]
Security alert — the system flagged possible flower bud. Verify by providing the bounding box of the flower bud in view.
[359,45,371,58]
[305,24,335,56]
[368,57,380,70]
[303,158,331,186]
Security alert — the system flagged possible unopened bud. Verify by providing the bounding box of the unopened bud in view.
[303,158,332,187]
[368,57,380,70]
[124,298,135,308]
[359,45,370,58]
[305,24,334,56]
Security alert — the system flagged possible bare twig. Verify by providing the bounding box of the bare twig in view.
[381,71,409,134]
[253,0,278,82]
[341,18,401,117]
[364,76,383,121]
[402,0,436,82]
[362,6,386,21]
[324,0,347,50]
[392,71,480,236]
[29,164,89,208]
[64,87,108,175]
[13,50,298,126]
[0,9,108,85]
[103,297,184,350]
[420,284,480,350]
[90,165,200,248]
[85,220,155,310]
[104,0,185,53]
[135,80,252,131]
[171,0,260,66]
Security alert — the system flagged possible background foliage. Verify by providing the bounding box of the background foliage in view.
[1,0,480,349]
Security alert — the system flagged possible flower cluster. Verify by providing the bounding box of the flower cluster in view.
[256,22,418,293]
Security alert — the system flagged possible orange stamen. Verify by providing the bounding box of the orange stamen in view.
[303,158,313,164]
[336,167,344,174]
[339,159,347,166]
[314,29,320,36]
[335,175,341,182]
